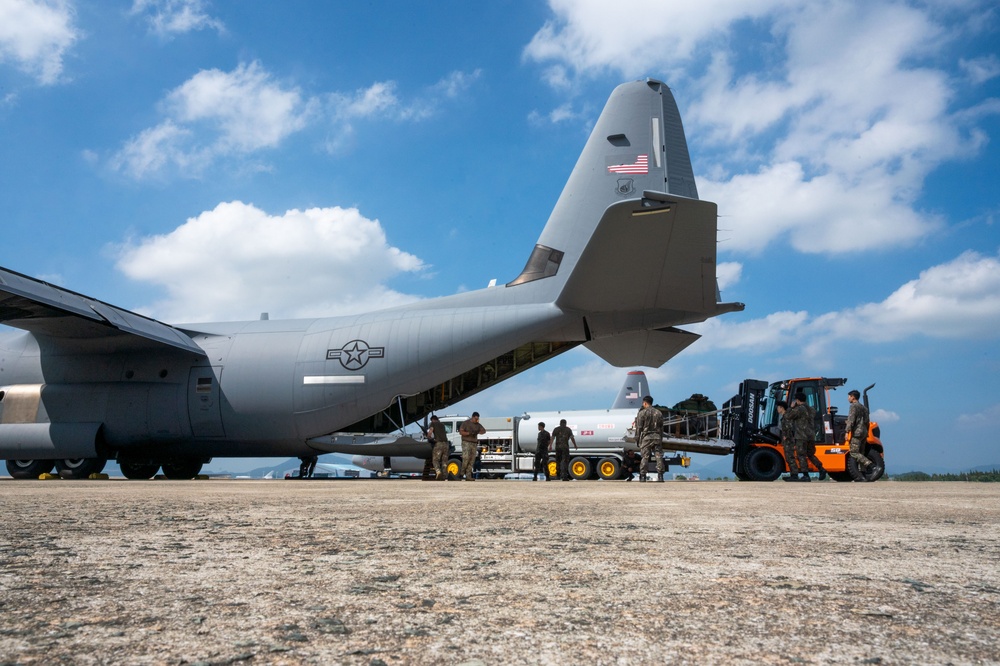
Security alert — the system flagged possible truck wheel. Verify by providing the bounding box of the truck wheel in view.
[56,458,107,479]
[597,457,621,480]
[547,459,558,479]
[446,458,462,479]
[569,457,592,480]
[6,459,54,479]
[120,462,160,480]
[744,447,783,482]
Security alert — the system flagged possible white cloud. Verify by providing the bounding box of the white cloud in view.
[956,403,1000,429]
[960,55,1000,85]
[324,71,482,151]
[716,261,742,291]
[0,0,79,85]
[114,201,425,323]
[690,249,1000,356]
[525,0,1000,256]
[111,61,313,178]
[872,409,900,424]
[130,0,223,37]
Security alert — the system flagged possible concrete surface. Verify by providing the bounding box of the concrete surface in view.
[1,479,998,665]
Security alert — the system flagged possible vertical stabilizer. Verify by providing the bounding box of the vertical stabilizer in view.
[610,370,650,410]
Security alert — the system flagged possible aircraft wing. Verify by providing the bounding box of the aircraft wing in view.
[0,265,205,355]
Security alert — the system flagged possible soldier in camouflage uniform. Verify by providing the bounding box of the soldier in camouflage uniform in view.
[534,422,551,481]
[794,394,827,480]
[429,415,450,481]
[458,412,486,481]
[846,390,873,471]
[776,400,801,481]
[550,419,577,481]
[635,395,665,482]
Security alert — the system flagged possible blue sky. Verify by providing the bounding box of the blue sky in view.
[2,0,998,473]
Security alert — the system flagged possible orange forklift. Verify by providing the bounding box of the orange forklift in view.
[725,377,885,482]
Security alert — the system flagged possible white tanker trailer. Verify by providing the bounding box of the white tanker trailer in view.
[465,409,690,480]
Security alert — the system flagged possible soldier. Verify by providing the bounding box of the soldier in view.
[846,390,873,473]
[550,419,578,481]
[458,412,486,481]
[428,415,450,481]
[776,400,801,481]
[635,395,665,482]
[533,422,551,481]
[794,393,827,481]
[621,449,639,482]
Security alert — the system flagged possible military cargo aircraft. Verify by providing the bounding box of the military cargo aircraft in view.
[0,78,743,480]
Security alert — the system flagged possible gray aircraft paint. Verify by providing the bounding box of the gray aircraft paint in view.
[0,79,742,470]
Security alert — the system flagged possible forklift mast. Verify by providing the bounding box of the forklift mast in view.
[724,379,769,474]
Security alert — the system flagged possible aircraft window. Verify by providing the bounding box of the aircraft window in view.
[507,244,564,286]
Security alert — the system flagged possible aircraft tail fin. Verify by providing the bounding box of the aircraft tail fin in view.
[610,370,650,410]
[506,78,743,366]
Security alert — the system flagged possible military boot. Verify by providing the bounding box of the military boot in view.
[656,473,665,482]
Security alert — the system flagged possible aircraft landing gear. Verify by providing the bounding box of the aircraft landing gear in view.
[5,459,55,479]
[161,460,203,480]
[55,458,108,479]
[120,462,161,480]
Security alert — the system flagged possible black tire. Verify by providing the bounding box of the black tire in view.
[596,457,621,480]
[446,458,462,480]
[56,458,107,479]
[120,462,160,480]
[569,456,592,480]
[161,460,203,480]
[743,446,784,482]
[734,470,752,482]
[847,447,884,482]
[828,471,854,482]
[6,459,54,479]
[867,449,885,481]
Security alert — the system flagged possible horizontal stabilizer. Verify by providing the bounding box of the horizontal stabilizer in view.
[558,194,719,326]
[0,265,204,355]
[585,327,700,368]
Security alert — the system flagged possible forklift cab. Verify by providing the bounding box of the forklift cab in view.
[761,377,846,444]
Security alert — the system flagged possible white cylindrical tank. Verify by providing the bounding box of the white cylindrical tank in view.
[516,409,638,453]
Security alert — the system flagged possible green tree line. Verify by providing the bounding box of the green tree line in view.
[892,469,1000,482]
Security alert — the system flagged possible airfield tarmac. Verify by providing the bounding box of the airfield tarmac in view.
[1,480,998,666]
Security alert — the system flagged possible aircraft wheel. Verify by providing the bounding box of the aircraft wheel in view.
[120,462,160,480]
[743,447,783,482]
[847,448,884,482]
[597,457,621,480]
[162,460,203,480]
[56,458,107,479]
[6,459,54,479]
[569,456,592,480]
[446,458,462,480]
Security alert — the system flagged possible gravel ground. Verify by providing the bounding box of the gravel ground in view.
[1,479,998,665]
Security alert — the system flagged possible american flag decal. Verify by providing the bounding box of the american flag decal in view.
[607,155,648,174]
